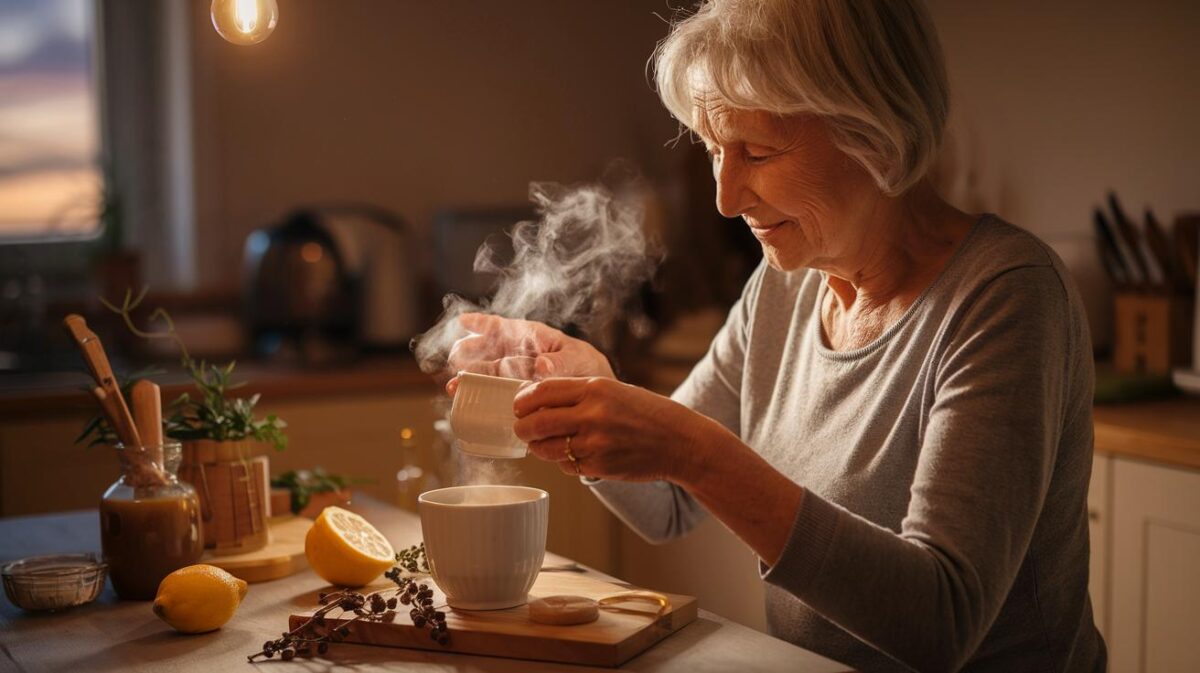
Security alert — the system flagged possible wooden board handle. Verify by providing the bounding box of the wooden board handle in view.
[63,314,117,387]
[65,314,141,449]
[131,380,164,465]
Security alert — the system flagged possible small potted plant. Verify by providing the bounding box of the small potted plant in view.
[80,290,288,554]
[169,358,287,554]
[271,467,365,519]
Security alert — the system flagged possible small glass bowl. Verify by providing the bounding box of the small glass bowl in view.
[1,553,107,611]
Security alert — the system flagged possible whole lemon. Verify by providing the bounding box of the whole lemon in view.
[153,564,248,634]
[305,506,395,587]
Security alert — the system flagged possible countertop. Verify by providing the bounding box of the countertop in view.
[0,497,847,673]
[0,356,437,417]
[1093,396,1200,471]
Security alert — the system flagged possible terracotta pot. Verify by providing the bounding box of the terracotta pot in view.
[178,439,271,555]
[298,489,353,519]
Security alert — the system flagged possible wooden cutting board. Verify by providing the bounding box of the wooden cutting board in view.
[203,516,310,583]
[288,571,697,667]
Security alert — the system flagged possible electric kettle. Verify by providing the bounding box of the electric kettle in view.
[243,205,418,362]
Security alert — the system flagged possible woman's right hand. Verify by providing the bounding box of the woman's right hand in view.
[445,313,615,394]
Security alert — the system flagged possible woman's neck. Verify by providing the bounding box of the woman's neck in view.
[823,181,975,313]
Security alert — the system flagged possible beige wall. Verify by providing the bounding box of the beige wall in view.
[186,0,680,287]
[184,0,1200,345]
[927,0,1200,349]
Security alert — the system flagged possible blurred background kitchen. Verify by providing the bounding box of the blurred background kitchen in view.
[1,0,1197,668]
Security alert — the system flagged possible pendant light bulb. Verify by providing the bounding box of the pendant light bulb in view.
[211,0,278,46]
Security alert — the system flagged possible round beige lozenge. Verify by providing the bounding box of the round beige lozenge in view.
[528,595,600,625]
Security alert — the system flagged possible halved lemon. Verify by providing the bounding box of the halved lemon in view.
[305,506,395,587]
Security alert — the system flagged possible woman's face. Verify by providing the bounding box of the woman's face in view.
[697,103,883,273]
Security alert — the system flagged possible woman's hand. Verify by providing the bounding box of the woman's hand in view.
[511,377,734,483]
[446,313,614,393]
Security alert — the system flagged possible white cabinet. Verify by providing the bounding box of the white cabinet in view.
[1087,454,1110,639]
[1109,457,1200,673]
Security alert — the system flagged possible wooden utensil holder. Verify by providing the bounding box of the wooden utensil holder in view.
[1114,292,1194,374]
[179,439,271,555]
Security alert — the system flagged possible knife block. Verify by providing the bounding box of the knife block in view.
[1113,292,1194,374]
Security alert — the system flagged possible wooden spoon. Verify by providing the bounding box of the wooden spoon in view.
[63,314,142,450]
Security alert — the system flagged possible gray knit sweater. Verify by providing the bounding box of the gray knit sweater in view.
[589,216,1105,672]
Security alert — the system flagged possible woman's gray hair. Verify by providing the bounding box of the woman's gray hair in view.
[654,0,949,195]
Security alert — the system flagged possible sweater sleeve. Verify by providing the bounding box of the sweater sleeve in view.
[585,263,765,544]
[761,265,1074,672]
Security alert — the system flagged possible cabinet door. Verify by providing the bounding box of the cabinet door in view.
[1110,458,1200,672]
[1087,454,1110,639]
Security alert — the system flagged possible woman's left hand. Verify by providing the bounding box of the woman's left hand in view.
[512,377,727,483]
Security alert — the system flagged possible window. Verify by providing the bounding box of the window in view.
[0,0,102,241]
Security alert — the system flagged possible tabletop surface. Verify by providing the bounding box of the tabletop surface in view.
[0,497,847,673]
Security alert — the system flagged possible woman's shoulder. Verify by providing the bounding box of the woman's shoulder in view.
[963,214,1061,272]
[947,214,1078,302]
[937,215,1091,351]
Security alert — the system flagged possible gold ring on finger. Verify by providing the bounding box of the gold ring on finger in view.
[564,435,581,475]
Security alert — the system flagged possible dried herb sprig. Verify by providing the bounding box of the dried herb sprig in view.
[246,560,448,662]
[395,542,430,573]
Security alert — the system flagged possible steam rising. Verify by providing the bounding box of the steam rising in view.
[412,175,661,377]
[456,457,520,494]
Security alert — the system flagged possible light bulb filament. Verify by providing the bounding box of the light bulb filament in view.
[235,0,258,34]
[211,0,279,46]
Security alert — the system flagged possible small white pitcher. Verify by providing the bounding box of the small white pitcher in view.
[449,372,528,459]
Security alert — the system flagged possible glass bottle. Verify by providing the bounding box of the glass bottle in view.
[99,442,204,600]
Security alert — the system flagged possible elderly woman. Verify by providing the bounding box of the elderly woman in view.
[448,1,1104,670]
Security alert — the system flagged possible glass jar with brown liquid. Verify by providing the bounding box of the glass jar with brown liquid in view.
[100,442,203,600]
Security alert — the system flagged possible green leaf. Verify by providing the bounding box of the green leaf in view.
[75,415,103,445]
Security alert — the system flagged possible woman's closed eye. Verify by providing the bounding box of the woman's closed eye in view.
[706,143,784,165]
[744,144,783,164]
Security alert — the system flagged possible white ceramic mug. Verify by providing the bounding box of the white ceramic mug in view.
[418,485,548,610]
[449,372,527,459]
